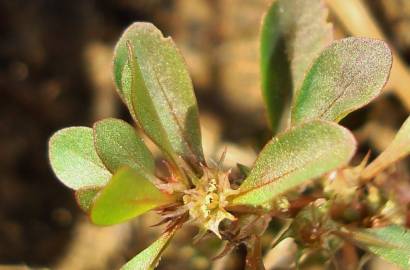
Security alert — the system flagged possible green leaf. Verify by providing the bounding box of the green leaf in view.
[347,225,410,269]
[93,118,154,178]
[292,37,392,125]
[260,0,332,133]
[49,127,111,190]
[362,116,410,179]
[237,163,251,177]
[121,230,176,270]
[75,187,101,213]
[91,167,173,226]
[113,22,204,170]
[232,121,355,206]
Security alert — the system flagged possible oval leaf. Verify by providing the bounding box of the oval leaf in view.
[362,116,410,179]
[91,166,173,226]
[292,37,392,125]
[232,121,356,206]
[261,0,332,133]
[347,225,410,269]
[49,127,111,190]
[121,230,176,270]
[75,187,101,213]
[94,118,155,178]
[113,22,204,170]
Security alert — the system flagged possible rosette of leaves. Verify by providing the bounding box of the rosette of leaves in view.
[261,0,410,268]
[48,1,409,269]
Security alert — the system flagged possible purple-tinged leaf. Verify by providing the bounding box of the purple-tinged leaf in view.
[292,37,392,125]
[113,22,204,171]
[232,121,356,206]
[261,0,332,133]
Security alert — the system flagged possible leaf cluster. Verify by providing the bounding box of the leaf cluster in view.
[48,0,410,269]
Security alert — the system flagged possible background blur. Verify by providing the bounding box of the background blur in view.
[1,0,410,269]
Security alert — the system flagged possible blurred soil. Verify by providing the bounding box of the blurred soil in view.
[0,0,410,269]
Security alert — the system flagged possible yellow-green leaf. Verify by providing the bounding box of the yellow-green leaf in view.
[91,167,173,226]
[113,22,204,170]
[362,116,410,179]
[260,0,332,133]
[292,37,392,125]
[348,225,410,269]
[93,118,154,178]
[232,121,356,206]
[49,127,111,190]
[121,230,176,270]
